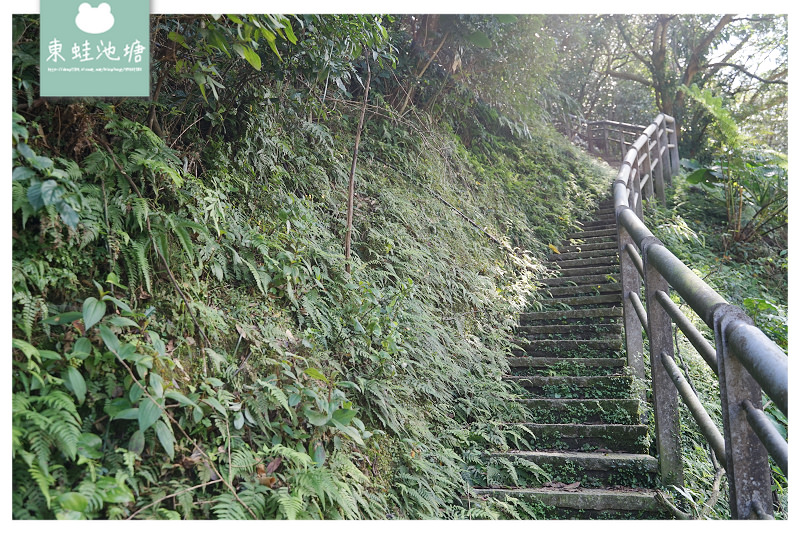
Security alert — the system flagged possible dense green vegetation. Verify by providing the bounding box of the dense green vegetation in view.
[11,13,786,520]
[12,14,611,519]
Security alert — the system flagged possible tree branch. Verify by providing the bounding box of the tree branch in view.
[604,69,653,87]
[706,63,788,85]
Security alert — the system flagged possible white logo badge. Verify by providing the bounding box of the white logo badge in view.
[75,2,115,35]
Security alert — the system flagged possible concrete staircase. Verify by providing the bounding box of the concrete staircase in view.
[475,199,668,519]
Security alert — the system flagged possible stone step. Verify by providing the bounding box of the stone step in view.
[546,283,621,298]
[548,256,618,269]
[513,423,650,453]
[519,398,641,425]
[491,450,658,487]
[506,375,633,399]
[565,235,617,245]
[473,487,666,519]
[556,242,619,254]
[547,248,618,261]
[581,218,617,228]
[564,227,617,240]
[514,323,622,339]
[540,273,619,287]
[507,357,627,376]
[513,339,623,358]
[551,264,619,278]
[520,307,623,324]
[541,293,621,309]
[575,223,617,232]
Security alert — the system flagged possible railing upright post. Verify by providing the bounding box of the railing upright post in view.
[617,215,646,393]
[619,128,625,162]
[642,240,684,487]
[642,141,655,202]
[652,118,666,205]
[713,306,774,519]
[631,158,644,219]
[603,123,610,158]
[667,117,679,183]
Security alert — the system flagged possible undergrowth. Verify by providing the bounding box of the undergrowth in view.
[11,36,611,519]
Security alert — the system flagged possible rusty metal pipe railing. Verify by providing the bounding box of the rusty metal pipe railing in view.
[606,113,787,519]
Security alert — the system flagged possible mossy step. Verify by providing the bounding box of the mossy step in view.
[506,375,633,399]
[520,307,623,323]
[540,274,619,287]
[507,357,627,375]
[492,450,658,488]
[474,487,666,519]
[540,293,621,309]
[574,223,617,232]
[548,256,618,269]
[552,264,619,278]
[564,227,617,240]
[514,323,622,339]
[546,283,621,297]
[516,339,623,355]
[519,398,641,424]
[547,248,617,261]
[556,242,618,254]
[565,235,617,245]
[581,219,617,229]
[514,423,650,453]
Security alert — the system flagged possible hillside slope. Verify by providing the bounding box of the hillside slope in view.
[12,15,614,519]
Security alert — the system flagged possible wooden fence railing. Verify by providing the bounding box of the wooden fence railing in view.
[597,114,788,519]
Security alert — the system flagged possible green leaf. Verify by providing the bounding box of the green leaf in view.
[138,396,162,432]
[77,433,103,459]
[39,350,62,361]
[58,492,88,513]
[155,420,175,459]
[57,202,79,230]
[165,390,199,409]
[234,411,245,430]
[63,366,87,404]
[241,45,262,70]
[202,397,228,417]
[304,367,328,382]
[72,337,92,357]
[99,324,120,354]
[16,142,35,160]
[332,420,364,445]
[82,297,106,330]
[40,179,62,205]
[13,166,36,181]
[102,295,132,313]
[465,31,492,49]
[128,430,145,455]
[332,408,357,426]
[310,440,326,467]
[42,311,83,326]
[27,181,43,210]
[97,477,134,503]
[12,338,38,360]
[112,407,139,421]
[149,373,165,398]
[107,316,139,328]
[303,407,330,426]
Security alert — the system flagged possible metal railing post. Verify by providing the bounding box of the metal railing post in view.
[651,118,666,205]
[642,239,684,486]
[713,305,774,519]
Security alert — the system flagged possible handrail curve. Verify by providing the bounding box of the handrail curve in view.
[604,113,788,520]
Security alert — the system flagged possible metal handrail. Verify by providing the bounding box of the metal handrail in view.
[606,113,788,519]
